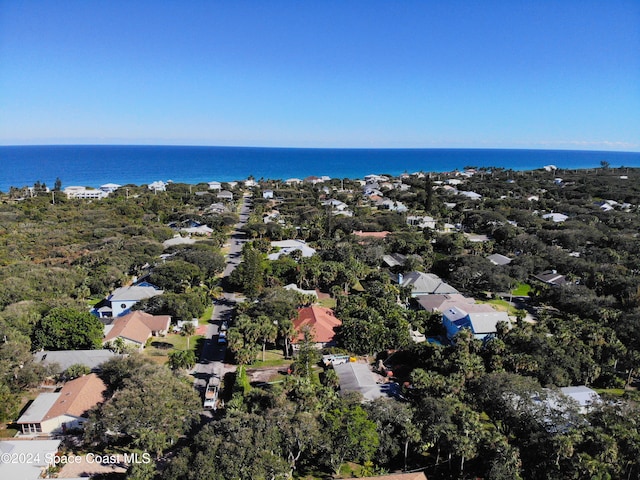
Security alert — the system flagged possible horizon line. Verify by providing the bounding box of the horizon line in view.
[1,143,639,155]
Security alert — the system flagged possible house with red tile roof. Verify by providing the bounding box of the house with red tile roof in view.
[103,310,171,351]
[17,374,107,434]
[292,306,341,350]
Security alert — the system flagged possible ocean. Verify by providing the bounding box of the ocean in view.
[1,145,639,192]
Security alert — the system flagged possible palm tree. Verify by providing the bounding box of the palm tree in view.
[182,321,196,349]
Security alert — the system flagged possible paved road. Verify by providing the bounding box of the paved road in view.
[193,194,252,393]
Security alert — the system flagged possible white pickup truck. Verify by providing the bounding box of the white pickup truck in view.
[322,354,351,367]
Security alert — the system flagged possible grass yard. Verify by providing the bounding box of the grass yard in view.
[144,333,204,364]
[252,348,289,367]
[200,304,213,322]
[317,297,337,308]
[511,282,532,296]
[478,298,520,315]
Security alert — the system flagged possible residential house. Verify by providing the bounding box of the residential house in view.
[99,183,121,194]
[487,253,512,266]
[542,212,568,223]
[416,293,477,313]
[103,310,171,351]
[17,374,106,434]
[268,239,317,260]
[284,178,302,185]
[407,215,436,229]
[0,440,61,479]
[333,362,399,401]
[148,180,167,192]
[382,253,407,268]
[442,305,510,340]
[533,270,569,286]
[163,235,197,248]
[399,271,458,297]
[33,349,118,374]
[458,190,482,200]
[217,190,234,201]
[181,224,214,236]
[93,284,164,318]
[64,186,107,199]
[292,306,341,350]
[283,283,318,298]
[559,386,601,414]
[262,189,274,199]
[207,181,222,190]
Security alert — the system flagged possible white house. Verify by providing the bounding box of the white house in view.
[64,186,107,199]
[99,183,121,194]
[93,284,164,318]
[148,181,167,192]
[542,212,568,223]
[207,181,222,190]
[268,239,317,260]
[407,215,436,229]
[263,189,274,199]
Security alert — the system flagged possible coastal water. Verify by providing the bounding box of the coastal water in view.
[1,145,639,192]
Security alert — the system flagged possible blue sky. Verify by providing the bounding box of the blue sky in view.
[1,1,638,150]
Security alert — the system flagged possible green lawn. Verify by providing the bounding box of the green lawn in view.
[511,282,532,296]
[594,388,626,397]
[252,349,289,367]
[478,298,519,315]
[200,304,214,322]
[144,333,204,364]
[317,297,337,308]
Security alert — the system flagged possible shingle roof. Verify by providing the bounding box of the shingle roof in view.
[17,374,106,424]
[487,253,512,265]
[43,374,106,420]
[103,311,170,344]
[401,271,458,295]
[416,293,474,312]
[467,311,510,334]
[33,349,118,373]
[108,285,163,302]
[333,363,399,401]
[293,306,341,344]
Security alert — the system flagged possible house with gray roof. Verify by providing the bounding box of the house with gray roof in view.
[443,305,511,340]
[217,190,234,201]
[333,363,399,401]
[33,349,118,374]
[533,270,569,286]
[268,239,316,260]
[399,271,458,297]
[487,253,512,266]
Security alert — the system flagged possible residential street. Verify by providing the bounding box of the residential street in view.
[192,194,252,394]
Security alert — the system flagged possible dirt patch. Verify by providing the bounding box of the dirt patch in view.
[245,366,286,383]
